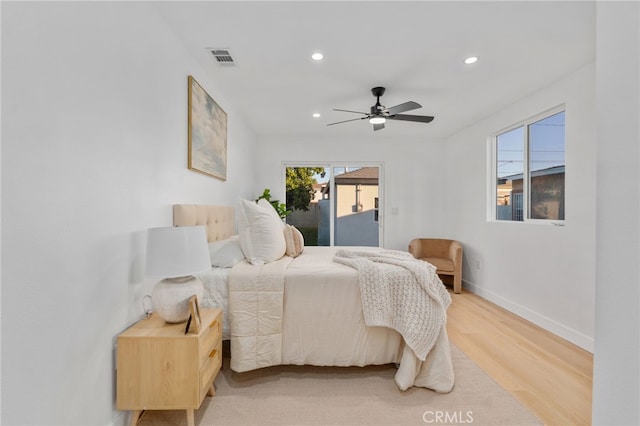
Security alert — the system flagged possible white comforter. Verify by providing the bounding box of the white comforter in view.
[228,246,455,392]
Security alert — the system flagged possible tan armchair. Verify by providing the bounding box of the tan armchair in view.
[408,238,463,294]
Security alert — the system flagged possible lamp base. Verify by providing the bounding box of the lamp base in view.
[151,276,204,323]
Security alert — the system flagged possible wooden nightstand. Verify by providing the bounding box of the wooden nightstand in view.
[116,308,223,426]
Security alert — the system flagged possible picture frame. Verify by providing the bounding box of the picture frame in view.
[187,295,201,334]
[188,75,227,180]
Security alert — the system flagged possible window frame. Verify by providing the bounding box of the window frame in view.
[488,105,566,225]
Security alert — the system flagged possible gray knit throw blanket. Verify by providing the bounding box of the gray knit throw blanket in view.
[334,248,451,361]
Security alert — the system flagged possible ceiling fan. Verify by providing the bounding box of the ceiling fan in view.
[327,87,434,131]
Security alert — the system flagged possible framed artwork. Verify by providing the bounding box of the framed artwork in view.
[188,75,227,180]
[186,295,201,334]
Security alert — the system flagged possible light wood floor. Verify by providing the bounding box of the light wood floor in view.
[446,290,593,426]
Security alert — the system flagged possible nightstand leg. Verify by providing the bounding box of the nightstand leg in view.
[207,384,216,397]
[186,409,195,426]
[129,410,142,426]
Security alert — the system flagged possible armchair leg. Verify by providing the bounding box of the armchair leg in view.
[453,275,462,294]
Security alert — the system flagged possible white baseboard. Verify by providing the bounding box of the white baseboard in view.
[462,280,594,353]
[109,411,126,426]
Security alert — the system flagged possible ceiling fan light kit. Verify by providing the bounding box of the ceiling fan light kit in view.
[328,86,434,131]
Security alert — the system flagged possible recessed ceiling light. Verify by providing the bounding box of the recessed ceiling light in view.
[311,52,324,61]
[464,56,479,65]
[312,113,321,118]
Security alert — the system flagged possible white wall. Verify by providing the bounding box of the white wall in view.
[442,64,597,351]
[1,3,257,425]
[592,2,640,424]
[255,135,447,251]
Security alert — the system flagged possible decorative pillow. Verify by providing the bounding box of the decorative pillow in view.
[257,198,285,224]
[208,236,245,268]
[237,199,286,265]
[283,224,304,257]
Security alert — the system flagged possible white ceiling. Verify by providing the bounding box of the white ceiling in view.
[154,1,595,139]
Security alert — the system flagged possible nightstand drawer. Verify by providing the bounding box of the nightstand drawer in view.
[200,339,222,392]
[199,310,222,362]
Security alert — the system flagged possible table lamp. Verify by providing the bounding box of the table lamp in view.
[146,225,210,323]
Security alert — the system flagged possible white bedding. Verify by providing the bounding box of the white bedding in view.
[173,205,454,391]
[228,246,455,392]
[195,267,231,339]
[281,246,404,366]
[229,255,292,372]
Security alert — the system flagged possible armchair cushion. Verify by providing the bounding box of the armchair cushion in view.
[422,257,454,273]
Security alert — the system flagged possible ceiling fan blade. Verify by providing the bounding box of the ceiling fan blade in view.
[373,122,385,131]
[384,101,421,115]
[327,116,369,126]
[333,108,368,115]
[387,114,434,123]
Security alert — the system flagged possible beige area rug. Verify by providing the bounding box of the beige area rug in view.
[138,344,541,426]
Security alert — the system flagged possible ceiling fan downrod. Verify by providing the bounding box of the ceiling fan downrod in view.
[371,87,386,115]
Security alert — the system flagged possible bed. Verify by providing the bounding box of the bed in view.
[173,203,455,393]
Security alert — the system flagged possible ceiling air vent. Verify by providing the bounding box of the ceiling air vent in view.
[210,49,235,66]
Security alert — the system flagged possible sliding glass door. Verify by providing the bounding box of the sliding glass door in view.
[284,163,382,247]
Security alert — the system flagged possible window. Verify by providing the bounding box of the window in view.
[493,108,565,222]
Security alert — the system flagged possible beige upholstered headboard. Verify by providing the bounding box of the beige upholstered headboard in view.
[172,204,235,243]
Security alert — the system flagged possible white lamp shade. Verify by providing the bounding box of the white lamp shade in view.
[146,226,210,278]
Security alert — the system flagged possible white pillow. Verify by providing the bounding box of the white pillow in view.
[283,224,304,257]
[208,236,245,268]
[257,198,284,224]
[238,199,286,265]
